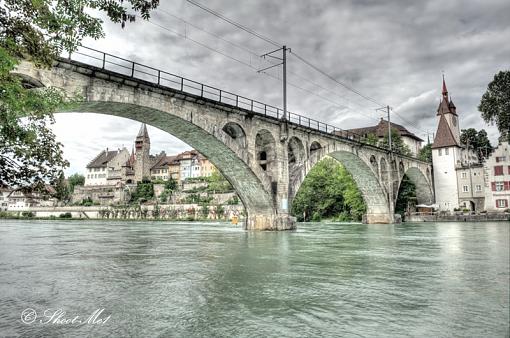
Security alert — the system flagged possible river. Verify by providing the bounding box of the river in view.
[0,220,508,337]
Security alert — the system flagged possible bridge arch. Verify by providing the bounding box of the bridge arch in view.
[292,151,392,223]
[255,129,277,178]
[400,167,434,205]
[222,122,246,148]
[309,141,322,155]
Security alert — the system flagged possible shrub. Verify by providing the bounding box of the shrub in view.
[21,211,34,218]
[59,212,72,218]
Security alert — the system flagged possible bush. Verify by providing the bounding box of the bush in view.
[21,211,34,218]
[59,212,72,218]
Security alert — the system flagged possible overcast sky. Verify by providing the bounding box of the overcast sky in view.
[51,0,510,175]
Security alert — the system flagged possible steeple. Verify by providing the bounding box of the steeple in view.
[442,74,448,100]
[136,123,150,141]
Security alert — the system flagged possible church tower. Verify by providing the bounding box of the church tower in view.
[431,76,462,211]
[134,123,151,182]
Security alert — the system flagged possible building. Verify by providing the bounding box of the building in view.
[484,141,510,211]
[85,148,130,186]
[337,118,424,155]
[6,186,57,210]
[150,154,179,181]
[84,123,162,186]
[431,77,484,211]
[0,187,10,211]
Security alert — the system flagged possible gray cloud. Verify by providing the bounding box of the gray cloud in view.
[55,0,509,175]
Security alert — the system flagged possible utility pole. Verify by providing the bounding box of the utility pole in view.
[387,105,392,152]
[282,45,287,122]
[259,45,289,142]
[376,105,392,152]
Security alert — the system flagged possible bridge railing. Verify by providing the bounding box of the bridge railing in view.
[68,46,425,161]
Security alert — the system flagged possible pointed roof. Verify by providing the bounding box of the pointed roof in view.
[442,75,448,99]
[87,150,120,168]
[432,114,459,149]
[436,76,457,116]
[136,123,150,140]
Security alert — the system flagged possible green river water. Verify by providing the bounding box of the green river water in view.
[0,220,508,337]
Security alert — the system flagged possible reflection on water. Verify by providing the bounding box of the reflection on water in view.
[0,220,508,337]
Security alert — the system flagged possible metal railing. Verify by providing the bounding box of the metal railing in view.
[67,46,422,160]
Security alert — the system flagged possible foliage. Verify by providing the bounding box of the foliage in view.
[182,194,213,205]
[478,70,510,142]
[379,128,412,156]
[58,212,72,219]
[365,133,379,145]
[395,174,417,217]
[0,49,70,190]
[291,157,366,222]
[206,170,233,193]
[67,173,85,193]
[52,171,70,202]
[130,181,154,203]
[226,195,240,205]
[460,128,493,161]
[0,0,159,189]
[418,143,432,162]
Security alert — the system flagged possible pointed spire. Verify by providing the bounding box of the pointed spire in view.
[442,74,448,99]
[137,123,149,138]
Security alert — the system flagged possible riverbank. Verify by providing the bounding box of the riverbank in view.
[406,212,509,222]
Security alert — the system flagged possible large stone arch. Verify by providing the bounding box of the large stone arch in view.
[14,60,282,230]
[400,167,434,205]
[293,151,391,224]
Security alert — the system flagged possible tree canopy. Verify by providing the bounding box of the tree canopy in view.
[460,128,492,161]
[418,143,432,162]
[291,157,366,222]
[0,0,159,190]
[478,70,510,142]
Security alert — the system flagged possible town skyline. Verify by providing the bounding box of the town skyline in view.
[49,0,509,175]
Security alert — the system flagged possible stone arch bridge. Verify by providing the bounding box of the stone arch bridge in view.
[14,47,434,230]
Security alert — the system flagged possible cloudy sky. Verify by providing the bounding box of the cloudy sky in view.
[51,0,510,175]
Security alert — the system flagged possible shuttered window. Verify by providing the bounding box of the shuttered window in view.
[494,166,504,176]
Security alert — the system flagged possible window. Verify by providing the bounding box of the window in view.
[445,148,449,155]
[462,185,469,192]
[438,149,442,156]
[508,166,510,175]
[461,172,467,179]
[493,182,504,191]
[496,199,508,208]
[495,156,507,163]
[494,165,504,176]
[476,185,482,192]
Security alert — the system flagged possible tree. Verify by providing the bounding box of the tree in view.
[395,175,417,217]
[418,143,432,162]
[379,128,412,156]
[52,172,70,203]
[131,180,154,203]
[67,173,85,193]
[0,1,160,189]
[478,71,510,142]
[291,158,366,222]
[460,128,492,161]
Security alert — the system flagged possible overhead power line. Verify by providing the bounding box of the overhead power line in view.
[289,51,385,107]
[185,0,282,47]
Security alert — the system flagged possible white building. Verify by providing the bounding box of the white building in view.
[484,141,510,211]
[432,77,485,211]
[84,148,130,186]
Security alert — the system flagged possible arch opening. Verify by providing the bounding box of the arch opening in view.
[310,141,322,155]
[222,122,246,148]
[370,155,378,177]
[255,129,277,177]
[292,151,391,223]
[288,137,305,182]
[399,167,434,206]
[57,103,276,225]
